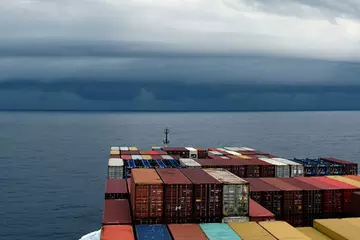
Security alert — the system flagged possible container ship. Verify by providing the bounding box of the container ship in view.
[95,140,360,240]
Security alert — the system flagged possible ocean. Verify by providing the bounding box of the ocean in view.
[1,111,360,240]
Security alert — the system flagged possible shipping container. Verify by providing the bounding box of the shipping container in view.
[186,147,198,159]
[321,157,358,175]
[345,175,360,182]
[342,217,360,227]
[181,168,222,222]
[121,155,132,161]
[131,169,163,223]
[326,175,360,188]
[200,223,242,240]
[168,224,208,240]
[204,168,250,217]
[196,148,208,159]
[258,221,311,240]
[196,159,246,178]
[162,147,190,158]
[108,158,124,179]
[111,146,120,151]
[147,150,167,155]
[102,199,132,225]
[314,219,360,240]
[100,225,135,240]
[229,222,276,240]
[350,192,360,217]
[245,178,282,218]
[296,227,332,240]
[110,150,121,158]
[141,155,152,160]
[292,158,318,176]
[162,155,175,160]
[224,147,242,151]
[208,155,231,160]
[222,216,249,223]
[128,146,138,151]
[259,158,290,178]
[121,150,140,155]
[296,177,343,215]
[208,150,225,156]
[271,158,304,177]
[249,198,276,222]
[120,147,129,151]
[105,179,128,200]
[179,158,202,168]
[135,225,172,240]
[131,155,143,160]
[261,178,303,217]
[156,169,193,223]
[319,176,360,214]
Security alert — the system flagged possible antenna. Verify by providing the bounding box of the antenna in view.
[163,128,170,147]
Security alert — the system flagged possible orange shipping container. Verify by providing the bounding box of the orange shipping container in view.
[168,224,208,240]
[100,225,135,240]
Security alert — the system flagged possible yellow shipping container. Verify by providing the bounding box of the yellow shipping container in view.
[128,147,138,151]
[341,218,360,228]
[229,222,276,240]
[238,155,251,159]
[258,221,311,240]
[313,219,360,240]
[110,150,120,155]
[326,176,360,188]
[141,155,152,160]
[297,227,332,240]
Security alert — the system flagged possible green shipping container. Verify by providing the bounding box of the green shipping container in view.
[200,223,242,240]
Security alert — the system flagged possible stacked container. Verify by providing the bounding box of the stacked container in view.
[196,159,246,178]
[108,158,124,179]
[229,222,277,240]
[313,218,360,240]
[261,178,303,227]
[131,169,164,224]
[162,147,189,158]
[156,169,193,223]
[105,179,129,200]
[203,168,250,222]
[258,221,311,240]
[179,158,202,168]
[246,178,282,218]
[102,199,132,225]
[100,225,135,240]
[321,157,358,175]
[200,223,242,240]
[249,198,276,222]
[181,168,222,223]
[168,224,208,240]
[271,158,304,177]
[185,147,198,159]
[259,158,290,178]
[135,225,172,240]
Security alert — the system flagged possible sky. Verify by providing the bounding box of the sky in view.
[1,0,360,111]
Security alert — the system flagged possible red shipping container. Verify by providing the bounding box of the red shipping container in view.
[282,178,323,215]
[105,179,129,200]
[151,155,162,160]
[296,177,343,214]
[100,225,135,240]
[208,155,231,160]
[321,157,358,175]
[168,224,208,240]
[110,154,120,158]
[148,150,167,155]
[261,178,303,216]
[282,215,303,227]
[350,191,360,217]
[162,147,189,158]
[121,155,132,161]
[181,168,222,223]
[316,176,359,214]
[131,169,164,222]
[196,148,208,159]
[156,169,193,223]
[245,178,282,218]
[102,199,132,225]
[249,198,275,222]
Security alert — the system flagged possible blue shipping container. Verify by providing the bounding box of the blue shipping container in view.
[136,225,172,240]
[200,223,242,240]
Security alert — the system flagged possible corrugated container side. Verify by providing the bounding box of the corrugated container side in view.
[131,169,164,221]
[245,178,282,218]
[105,179,129,199]
[296,227,332,240]
[162,147,190,158]
[204,168,250,217]
[259,221,311,240]
[200,223,242,240]
[181,168,222,222]
[350,192,360,217]
[314,219,360,240]
[229,222,276,240]
[271,158,304,177]
[249,198,276,222]
[168,224,208,240]
[259,158,290,178]
[196,148,208,159]
[156,169,193,223]
[135,225,172,240]
[222,216,249,223]
[179,158,202,168]
[321,157,358,175]
[261,178,303,216]
[196,159,246,178]
[100,225,135,240]
[108,158,124,179]
[102,199,132,225]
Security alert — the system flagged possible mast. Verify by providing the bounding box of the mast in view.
[163,128,170,147]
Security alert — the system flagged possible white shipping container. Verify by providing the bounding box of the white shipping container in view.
[204,168,250,217]
[224,150,242,156]
[222,216,249,223]
[186,147,198,159]
[179,158,202,168]
[224,147,242,151]
[120,147,129,151]
[161,155,174,160]
[216,148,228,152]
[271,158,304,177]
[209,151,223,156]
[238,147,256,151]
[108,158,124,179]
[259,158,290,178]
[111,146,120,151]
[131,155,142,160]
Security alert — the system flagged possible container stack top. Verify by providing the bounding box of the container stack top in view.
[156,168,192,184]
[280,178,321,190]
[181,168,220,184]
[315,176,360,189]
[102,200,131,225]
[260,178,302,191]
[131,169,163,185]
[259,221,311,240]
[167,224,208,240]
[295,177,340,190]
[228,222,276,240]
[105,179,128,194]
[100,225,135,240]
[108,158,124,167]
[179,158,202,167]
[204,168,248,184]
[200,223,242,240]
[259,158,288,166]
[326,176,360,188]
[250,198,275,218]
[296,227,332,240]
[313,219,360,240]
[245,178,281,192]
[135,224,172,240]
